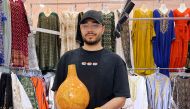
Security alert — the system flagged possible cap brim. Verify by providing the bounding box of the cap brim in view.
[80,17,102,24]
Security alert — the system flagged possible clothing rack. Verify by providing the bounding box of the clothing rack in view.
[30,26,60,36]
[128,67,187,70]
[30,16,190,35]
[127,67,188,77]
[29,1,127,18]
[29,1,190,35]
[0,65,41,73]
[128,17,190,20]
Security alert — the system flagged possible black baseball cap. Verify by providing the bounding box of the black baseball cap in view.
[80,10,103,25]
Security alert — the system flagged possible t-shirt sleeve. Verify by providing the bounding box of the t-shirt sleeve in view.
[113,57,130,98]
[51,55,67,91]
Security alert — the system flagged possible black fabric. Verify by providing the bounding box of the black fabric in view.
[0,73,13,109]
[114,1,135,38]
[76,12,84,47]
[52,48,130,109]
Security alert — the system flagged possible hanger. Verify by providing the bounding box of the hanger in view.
[140,4,148,13]
[102,3,110,14]
[67,5,76,12]
[178,2,187,13]
[159,3,168,14]
[44,7,52,17]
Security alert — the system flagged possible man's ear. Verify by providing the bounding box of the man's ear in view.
[80,25,82,30]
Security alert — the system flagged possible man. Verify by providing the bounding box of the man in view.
[52,10,130,109]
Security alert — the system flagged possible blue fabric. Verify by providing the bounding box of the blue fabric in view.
[152,9,175,76]
[0,0,4,65]
[146,71,172,109]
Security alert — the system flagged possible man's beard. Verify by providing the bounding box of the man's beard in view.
[82,34,102,45]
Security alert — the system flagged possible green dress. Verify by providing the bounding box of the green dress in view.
[102,12,115,52]
[36,12,61,71]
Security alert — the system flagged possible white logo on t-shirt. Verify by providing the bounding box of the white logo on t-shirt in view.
[81,62,98,66]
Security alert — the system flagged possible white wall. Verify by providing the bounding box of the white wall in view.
[23,0,190,27]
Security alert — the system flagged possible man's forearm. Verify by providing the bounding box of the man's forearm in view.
[98,97,126,109]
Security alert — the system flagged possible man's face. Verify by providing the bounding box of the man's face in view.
[80,19,105,45]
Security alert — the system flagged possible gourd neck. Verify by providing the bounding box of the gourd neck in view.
[67,64,78,78]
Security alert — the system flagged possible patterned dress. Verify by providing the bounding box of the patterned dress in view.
[173,76,190,109]
[28,33,39,70]
[18,76,39,109]
[153,9,175,76]
[36,12,60,71]
[10,0,30,68]
[102,12,115,52]
[60,12,79,55]
[117,10,132,68]
[146,72,172,109]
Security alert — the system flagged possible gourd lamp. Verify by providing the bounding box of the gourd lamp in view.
[55,64,90,109]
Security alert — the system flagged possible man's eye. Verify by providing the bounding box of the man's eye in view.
[92,24,99,28]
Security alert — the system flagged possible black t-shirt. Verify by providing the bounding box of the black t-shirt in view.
[52,48,130,109]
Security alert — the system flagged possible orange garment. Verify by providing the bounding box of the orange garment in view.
[31,77,49,109]
[170,8,190,71]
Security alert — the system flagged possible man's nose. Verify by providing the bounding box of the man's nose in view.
[86,26,94,32]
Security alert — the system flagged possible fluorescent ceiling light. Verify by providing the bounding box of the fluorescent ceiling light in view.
[40,4,45,8]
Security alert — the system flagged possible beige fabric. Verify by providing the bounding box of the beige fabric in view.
[60,12,79,55]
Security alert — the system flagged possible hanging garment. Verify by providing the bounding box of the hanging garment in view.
[173,76,190,109]
[185,9,190,71]
[114,10,126,65]
[76,12,84,47]
[186,42,190,72]
[43,72,55,109]
[117,10,132,68]
[35,12,61,71]
[30,77,49,109]
[18,76,39,109]
[127,75,148,109]
[0,0,4,65]
[2,0,11,73]
[28,33,39,70]
[132,9,156,75]
[146,71,172,109]
[170,8,190,71]
[11,73,33,109]
[0,73,13,109]
[153,9,175,76]
[10,0,30,68]
[102,11,115,52]
[60,12,79,55]
[11,73,22,109]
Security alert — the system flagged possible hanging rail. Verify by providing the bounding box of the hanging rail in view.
[30,26,60,36]
[0,65,41,72]
[128,67,187,70]
[30,1,127,6]
[29,1,127,17]
[128,17,190,20]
